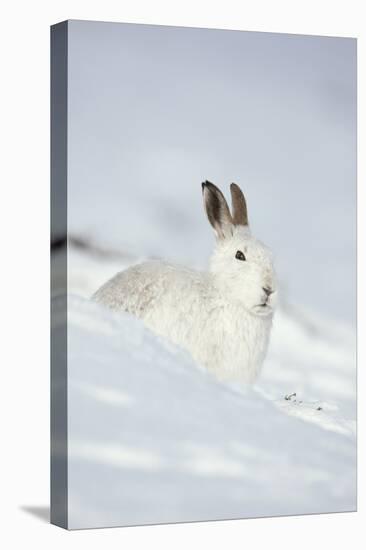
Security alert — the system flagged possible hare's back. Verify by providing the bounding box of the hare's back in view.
[92,260,199,317]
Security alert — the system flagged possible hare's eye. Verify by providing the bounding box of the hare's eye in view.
[235,250,246,261]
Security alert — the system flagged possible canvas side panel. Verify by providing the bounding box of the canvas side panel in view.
[50,20,68,530]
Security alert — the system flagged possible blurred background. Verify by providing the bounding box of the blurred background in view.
[66,20,356,327]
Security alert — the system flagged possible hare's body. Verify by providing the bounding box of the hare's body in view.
[93,181,277,383]
[93,259,272,382]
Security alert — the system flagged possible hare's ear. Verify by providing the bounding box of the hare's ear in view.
[202,181,233,240]
[230,183,248,226]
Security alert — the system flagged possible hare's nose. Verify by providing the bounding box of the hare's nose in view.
[262,287,274,297]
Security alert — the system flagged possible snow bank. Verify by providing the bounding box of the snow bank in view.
[63,292,356,529]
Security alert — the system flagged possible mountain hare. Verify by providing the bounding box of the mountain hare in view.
[93,181,277,383]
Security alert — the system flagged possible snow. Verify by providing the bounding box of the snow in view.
[59,21,356,529]
[60,245,356,529]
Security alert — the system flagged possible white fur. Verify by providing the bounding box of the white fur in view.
[93,201,277,384]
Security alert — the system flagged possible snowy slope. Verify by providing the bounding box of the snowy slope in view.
[60,23,356,530]
[58,244,356,529]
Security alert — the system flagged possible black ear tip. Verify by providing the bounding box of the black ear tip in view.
[202,180,214,190]
[201,180,211,192]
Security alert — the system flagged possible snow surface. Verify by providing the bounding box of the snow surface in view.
[60,21,356,530]
[60,245,356,529]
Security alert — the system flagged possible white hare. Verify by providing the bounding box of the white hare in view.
[93,181,277,383]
